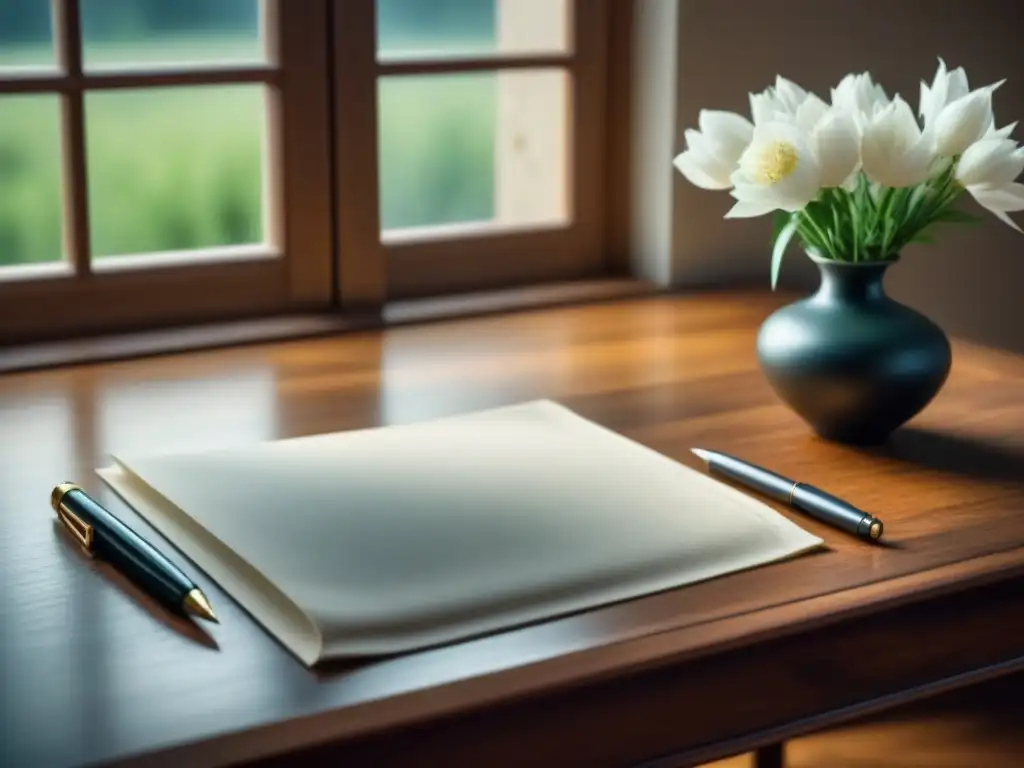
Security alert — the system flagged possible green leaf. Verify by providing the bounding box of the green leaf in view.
[771,215,799,291]
[801,200,835,257]
[770,209,791,249]
[906,184,929,218]
[866,186,891,245]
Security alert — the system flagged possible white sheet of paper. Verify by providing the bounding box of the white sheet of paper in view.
[98,400,824,666]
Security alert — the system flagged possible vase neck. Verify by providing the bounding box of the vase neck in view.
[814,260,890,303]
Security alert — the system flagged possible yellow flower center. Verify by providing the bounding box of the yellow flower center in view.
[755,140,799,184]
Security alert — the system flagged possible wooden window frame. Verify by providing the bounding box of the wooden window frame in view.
[1,0,622,351]
[0,0,335,345]
[332,0,613,305]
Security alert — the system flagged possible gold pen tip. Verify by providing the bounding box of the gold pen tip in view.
[184,589,219,623]
[690,448,712,464]
[869,521,883,540]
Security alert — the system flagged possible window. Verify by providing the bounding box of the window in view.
[1,0,613,346]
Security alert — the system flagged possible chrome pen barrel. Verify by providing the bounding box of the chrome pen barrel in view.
[706,453,795,503]
[698,449,884,541]
[791,484,882,539]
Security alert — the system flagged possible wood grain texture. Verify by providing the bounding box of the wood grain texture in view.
[1,292,1023,768]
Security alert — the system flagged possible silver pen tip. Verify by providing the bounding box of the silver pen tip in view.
[690,448,712,463]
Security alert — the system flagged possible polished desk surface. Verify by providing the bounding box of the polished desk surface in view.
[2,293,1023,768]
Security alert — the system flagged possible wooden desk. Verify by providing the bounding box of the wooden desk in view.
[2,292,1022,768]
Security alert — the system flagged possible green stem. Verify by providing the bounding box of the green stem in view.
[799,208,834,258]
[827,189,854,260]
[848,190,861,262]
[795,220,823,255]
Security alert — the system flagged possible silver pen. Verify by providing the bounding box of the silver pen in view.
[691,448,884,541]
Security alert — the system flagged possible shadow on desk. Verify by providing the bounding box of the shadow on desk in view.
[857,427,1024,487]
[52,521,219,650]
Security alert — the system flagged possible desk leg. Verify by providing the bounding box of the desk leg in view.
[754,742,785,768]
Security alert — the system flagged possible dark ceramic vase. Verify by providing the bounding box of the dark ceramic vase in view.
[756,254,952,445]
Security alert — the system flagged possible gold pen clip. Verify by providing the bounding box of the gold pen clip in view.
[51,482,94,554]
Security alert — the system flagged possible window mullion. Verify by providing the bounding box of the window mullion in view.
[52,0,93,279]
[331,0,386,312]
[275,0,335,305]
[569,0,610,271]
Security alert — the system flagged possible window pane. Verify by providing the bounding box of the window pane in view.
[379,69,570,233]
[0,96,63,270]
[86,85,265,259]
[81,0,263,71]
[0,0,55,72]
[377,0,569,59]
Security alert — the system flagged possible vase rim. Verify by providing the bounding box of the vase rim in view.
[805,250,897,267]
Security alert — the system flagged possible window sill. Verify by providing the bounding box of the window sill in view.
[0,278,656,375]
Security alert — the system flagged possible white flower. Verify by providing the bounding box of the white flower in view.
[673,109,754,190]
[932,80,1005,157]
[919,58,970,127]
[860,96,934,187]
[921,58,1007,155]
[956,137,1024,232]
[956,137,1024,188]
[965,183,1024,232]
[749,76,813,124]
[831,72,890,132]
[987,121,1017,139]
[725,120,821,218]
[773,76,810,114]
[749,82,856,189]
[747,77,853,189]
[749,91,782,126]
[813,108,861,188]
[794,94,831,134]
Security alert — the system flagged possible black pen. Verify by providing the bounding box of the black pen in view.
[51,483,219,622]
[691,448,884,541]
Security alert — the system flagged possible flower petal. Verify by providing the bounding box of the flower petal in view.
[890,96,924,143]
[774,76,808,112]
[872,83,890,111]
[774,158,822,209]
[684,128,712,155]
[831,72,882,126]
[919,80,934,123]
[732,120,822,211]
[861,96,933,187]
[933,84,1001,157]
[731,177,779,202]
[674,151,731,190]
[988,121,1017,139]
[698,109,754,162]
[750,91,783,124]
[947,66,970,103]
[795,93,830,132]
[724,199,778,218]
[922,58,949,126]
[956,138,1023,187]
[682,128,737,184]
[968,181,1024,212]
[814,108,861,187]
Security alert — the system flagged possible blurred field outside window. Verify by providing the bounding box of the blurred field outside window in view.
[0,0,563,269]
